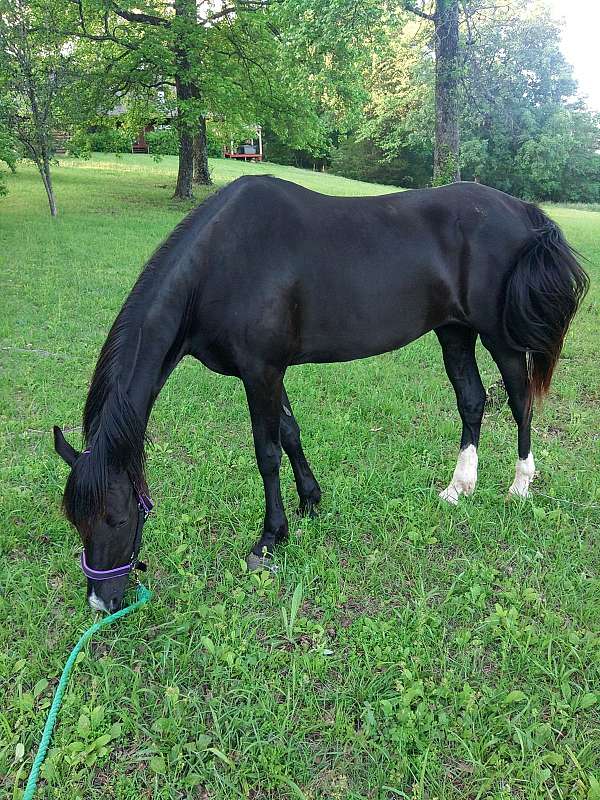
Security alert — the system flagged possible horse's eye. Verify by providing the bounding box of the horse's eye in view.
[106,516,128,528]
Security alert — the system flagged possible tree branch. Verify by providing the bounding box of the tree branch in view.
[65,0,139,50]
[403,1,435,21]
[199,1,270,26]
[111,4,170,28]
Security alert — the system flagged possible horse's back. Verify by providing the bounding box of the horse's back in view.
[195,178,534,368]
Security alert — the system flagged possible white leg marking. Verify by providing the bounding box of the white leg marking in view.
[89,591,109,613]
[439,444,478,505]
[508,452,535,498]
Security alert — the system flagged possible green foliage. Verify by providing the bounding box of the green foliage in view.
[0,123,18,196]
[330,136,431,187]
[460,138,489,180]
[145,128,179,156]
[2,0,597,204]
[332,2,600,201]
[68,124,131,155]
[514,110,600,203]
[263,0,395,158]
[432,151,459,187]
[0,0,101,213]
[282,582,304,640]
[361,15,435,157]
[89,127,132,154]
[42,706,122,781]
[58,0,376,183]
[459,7,600,201]
[146,126,221,158]
[262,129,329,170]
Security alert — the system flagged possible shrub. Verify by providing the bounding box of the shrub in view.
[205,128,223,158]
[87,127,132,153]
[0,125,18,196]
[146,128,179,155]
[330,137,431,188]
[146,126,223,158]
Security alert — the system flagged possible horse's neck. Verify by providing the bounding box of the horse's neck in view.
[96,282,194,439]
[126,302,191,426]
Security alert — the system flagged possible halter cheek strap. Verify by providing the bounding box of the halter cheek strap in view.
[79,450,153,582]
[137,492,153,517]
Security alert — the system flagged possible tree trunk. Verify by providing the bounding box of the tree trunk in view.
[173,107,194,199]
[173,72,195,199]
[39,150,57,217]
[433,0,460,184]
[172,0,196,200]
[25,73,58,215]
[193,116,212,185]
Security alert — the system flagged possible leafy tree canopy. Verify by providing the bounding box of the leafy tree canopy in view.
[331,1,600,201]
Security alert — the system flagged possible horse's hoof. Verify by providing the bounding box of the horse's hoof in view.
[507,485,530,500]
[298,500,318,518]
[299,488,321,518]
[246,553,279,574]
[439,486,460,505]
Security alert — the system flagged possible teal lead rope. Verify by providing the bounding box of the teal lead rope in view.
[22,584,152,800]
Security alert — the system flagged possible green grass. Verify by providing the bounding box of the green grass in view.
[1,154,599,800]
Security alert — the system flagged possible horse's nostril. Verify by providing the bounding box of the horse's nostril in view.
[109,596,121,612]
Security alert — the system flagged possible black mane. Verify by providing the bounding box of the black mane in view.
[63,315,148,528]
[63,181,237,527]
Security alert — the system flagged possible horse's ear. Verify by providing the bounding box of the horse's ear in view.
[53,426,80,467]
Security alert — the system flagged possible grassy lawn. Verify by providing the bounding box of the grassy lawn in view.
[1,154,599,800]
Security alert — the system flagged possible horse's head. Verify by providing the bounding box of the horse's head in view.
[53,426,150,613]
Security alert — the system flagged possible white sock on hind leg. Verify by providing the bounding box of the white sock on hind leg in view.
[439,444,478,505]
[509,452,535,498]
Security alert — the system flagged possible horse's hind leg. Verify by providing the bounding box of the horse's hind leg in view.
[242,365,289,567]
[480,337,535,498]
[280,386,321,516]
[436,324,486,504]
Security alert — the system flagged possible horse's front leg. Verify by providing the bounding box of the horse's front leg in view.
[242,365,288,569]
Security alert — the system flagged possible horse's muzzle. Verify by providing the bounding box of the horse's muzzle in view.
[87,575,128,614]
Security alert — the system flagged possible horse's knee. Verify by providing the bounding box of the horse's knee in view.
[461,387,486,423]
[256,440,282,478]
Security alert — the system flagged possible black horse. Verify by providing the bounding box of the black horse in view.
[53,176,588,612]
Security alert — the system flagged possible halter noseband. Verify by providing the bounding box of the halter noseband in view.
[79,450,154,581]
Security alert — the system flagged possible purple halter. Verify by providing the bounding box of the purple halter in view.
[79,450,153,581]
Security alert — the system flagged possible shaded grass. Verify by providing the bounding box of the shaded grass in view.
[1,155,599,799]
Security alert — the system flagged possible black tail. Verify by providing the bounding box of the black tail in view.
[502,205,589,405]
